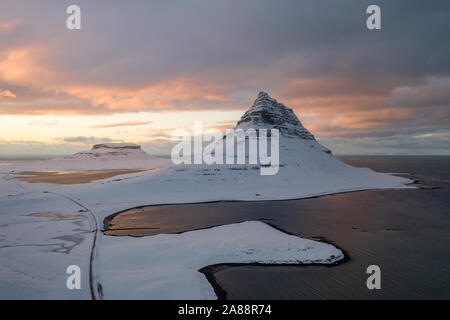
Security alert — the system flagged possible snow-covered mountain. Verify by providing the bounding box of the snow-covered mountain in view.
[231,90,332,161]
[200,91,333,175]
[0,91,413,300]
[3,143,171,171]
[57,91,411,216]
[65,143,151,161]
[1,91,412,202]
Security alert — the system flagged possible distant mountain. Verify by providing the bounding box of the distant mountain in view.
[6,143,171,171]
[66,143,150,161]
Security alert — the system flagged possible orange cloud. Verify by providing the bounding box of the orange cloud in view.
[206,120,236,132]
[0,44,234,115]
[0,40,441,144]
[143,128,178,140]
[0,46,56,86]
[0,89,16,98]
[0,19,23,33]
[63,77,231,111]
[330,109,415,129]
[276,92,417,137]
[88,120,152,128]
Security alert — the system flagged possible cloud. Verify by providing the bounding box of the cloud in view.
[142,128,178,140]
[88,120,152,128]
[0,0,449,154]
[1,1,449,115]
[206,120,237,132]
[0,19,23,33]
[0,18,34,51]
[27,119,58,126]
[0,140,87,155]
[320,131,450,155]
[0,89,16,98]
[0,138,41,144]
[62,77,233,112]
[62,136,122,145]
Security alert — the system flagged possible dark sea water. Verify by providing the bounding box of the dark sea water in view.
[212,156,450,300]
[108,156,450,299]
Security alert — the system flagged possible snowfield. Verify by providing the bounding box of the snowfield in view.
[99,221,344,299]
[0,192,93,299]
[0,92,413,299]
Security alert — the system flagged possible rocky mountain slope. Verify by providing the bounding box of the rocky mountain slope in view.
[236,91,316,140]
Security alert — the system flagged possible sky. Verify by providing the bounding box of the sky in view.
[0,0,449,156]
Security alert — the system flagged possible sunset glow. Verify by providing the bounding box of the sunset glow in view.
[0,1,449,155]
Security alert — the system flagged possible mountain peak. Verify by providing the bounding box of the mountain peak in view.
[235,92,315,140]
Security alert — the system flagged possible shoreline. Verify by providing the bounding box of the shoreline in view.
[102,179,418,234]
[2,159,442,299]
[103,203,351,300]
[199,224,351,300]
[199,256,350,300]
[99,178,427,299]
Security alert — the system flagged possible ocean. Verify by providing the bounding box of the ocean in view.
[0,155,62,167]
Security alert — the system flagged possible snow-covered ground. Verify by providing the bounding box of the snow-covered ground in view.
[99,221,343,299]
[0,92,413,299]
[0,192,93,299]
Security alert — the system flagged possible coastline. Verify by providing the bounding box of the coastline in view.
[97,220,346,299]
[100,197,356,300]
[99,178,431,300]
[200,225,351,300]
[102,181,417,235]
[0,158,418,299]
[104,216,351,299]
